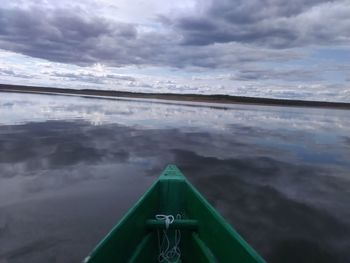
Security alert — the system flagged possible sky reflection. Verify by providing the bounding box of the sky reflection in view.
[0,92,349,262]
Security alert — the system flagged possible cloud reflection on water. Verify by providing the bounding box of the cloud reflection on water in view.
[0,92,350,262]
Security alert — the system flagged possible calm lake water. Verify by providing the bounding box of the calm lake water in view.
[0,92,350,263]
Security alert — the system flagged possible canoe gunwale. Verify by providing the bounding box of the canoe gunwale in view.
[84,164,266,263]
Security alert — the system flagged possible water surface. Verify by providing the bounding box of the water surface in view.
[0,92,350,262]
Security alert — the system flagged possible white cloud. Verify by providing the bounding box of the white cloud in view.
[0,0,349,102]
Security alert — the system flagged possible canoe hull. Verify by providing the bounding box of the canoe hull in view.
[85,165,266,262]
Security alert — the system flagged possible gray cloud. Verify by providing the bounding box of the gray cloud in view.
[0,5,301,69]
[0,67,33,79]
[231,68,320,82]
[0,0,349,100]
[208,0,332,23]
[48,71,136,84]
[168,0,350,48]
[0,7,138,66]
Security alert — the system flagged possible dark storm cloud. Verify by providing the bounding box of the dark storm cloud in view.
[170,0,350,48]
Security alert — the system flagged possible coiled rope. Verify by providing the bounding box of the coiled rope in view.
[155,214,181,263]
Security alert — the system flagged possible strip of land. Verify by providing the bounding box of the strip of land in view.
[1,83,350,109]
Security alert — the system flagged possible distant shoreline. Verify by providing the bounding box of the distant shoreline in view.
[1,83,350,110]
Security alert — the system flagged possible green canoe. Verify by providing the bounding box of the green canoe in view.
[84,165,266,262]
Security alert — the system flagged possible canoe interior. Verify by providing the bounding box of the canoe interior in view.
[85,165,265,263]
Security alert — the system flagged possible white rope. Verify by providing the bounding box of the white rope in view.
[155,214,182,263]
[156,214,174,230]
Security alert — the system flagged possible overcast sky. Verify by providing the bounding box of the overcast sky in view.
[0,0,349,101]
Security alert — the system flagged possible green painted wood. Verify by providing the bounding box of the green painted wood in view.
[146,219,198,230]
[188,233,217,263]
[84,164,266,262]
[159,165,186,215]
[85,181,160,262]
[184,177,265,262]
[127,233,157,263]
